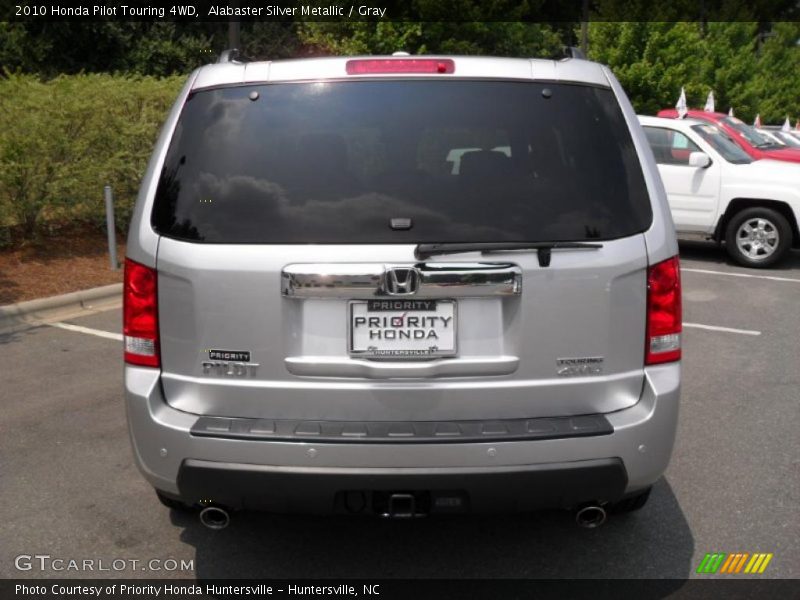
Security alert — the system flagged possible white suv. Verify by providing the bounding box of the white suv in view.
[640,115,800,267]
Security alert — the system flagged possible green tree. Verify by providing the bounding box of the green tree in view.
[747,22,800,123]
[699,23,758,119]
[586,21,765,120]
[299,0,564,58]
[588,22,707,114]
[0,22,305,78]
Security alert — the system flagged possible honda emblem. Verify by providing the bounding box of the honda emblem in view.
[384,268,420,295]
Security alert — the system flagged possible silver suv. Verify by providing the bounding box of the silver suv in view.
[124,54,681,528]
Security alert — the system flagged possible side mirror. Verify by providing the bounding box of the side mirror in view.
[688,151,711,168]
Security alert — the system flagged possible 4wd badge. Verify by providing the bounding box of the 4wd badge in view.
[556,357,604,377]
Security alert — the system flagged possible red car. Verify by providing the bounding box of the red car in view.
[657,109,800,163]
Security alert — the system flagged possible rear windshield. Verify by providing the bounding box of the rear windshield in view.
[152,80,652,244]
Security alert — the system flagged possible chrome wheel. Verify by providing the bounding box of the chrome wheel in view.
[735,217,779,261]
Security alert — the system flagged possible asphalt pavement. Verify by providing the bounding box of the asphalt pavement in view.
[2,241,798,582]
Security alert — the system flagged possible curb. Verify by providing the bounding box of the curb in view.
[0,283,122,333]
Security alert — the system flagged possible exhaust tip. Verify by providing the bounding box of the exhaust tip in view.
[575,504,607,528]
[199,506,230,530]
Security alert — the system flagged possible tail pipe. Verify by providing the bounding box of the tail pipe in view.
[575,504,607,528]
[199,506,230,530]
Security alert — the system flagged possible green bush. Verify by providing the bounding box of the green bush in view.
[0,72,184,239]
[586,22,800,123]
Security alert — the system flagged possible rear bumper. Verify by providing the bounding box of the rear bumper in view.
[125,363,679,513]
[178,459,627,514]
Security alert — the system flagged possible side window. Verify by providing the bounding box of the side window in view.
[644,127,701,166]
[668,131,701,165]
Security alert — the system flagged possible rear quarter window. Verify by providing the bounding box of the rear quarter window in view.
[152,80,652,244]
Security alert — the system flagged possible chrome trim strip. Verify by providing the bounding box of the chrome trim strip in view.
[282,262,522,298]
[284,355,520,378]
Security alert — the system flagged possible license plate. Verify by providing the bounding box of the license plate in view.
[349,299,457,359]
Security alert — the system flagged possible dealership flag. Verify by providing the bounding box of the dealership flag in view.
[782,117,791,132]
[704,91,715,112]
[754,114,762,128]
[676,87,688,119]
[729,107,735,117]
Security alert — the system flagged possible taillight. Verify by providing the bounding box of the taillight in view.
[346,58,455,75]
[123,258,160,368]
[645,256,682,365]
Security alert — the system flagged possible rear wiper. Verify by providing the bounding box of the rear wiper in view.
[414,241,603,267]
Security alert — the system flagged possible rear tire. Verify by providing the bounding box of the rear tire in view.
[724,207,792,268]
[609,486,651,514]
[155,489,192,511]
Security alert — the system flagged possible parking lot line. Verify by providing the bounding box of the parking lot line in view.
[682,267,800,284]
[684,322,761,336]
[48,322,123,341]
